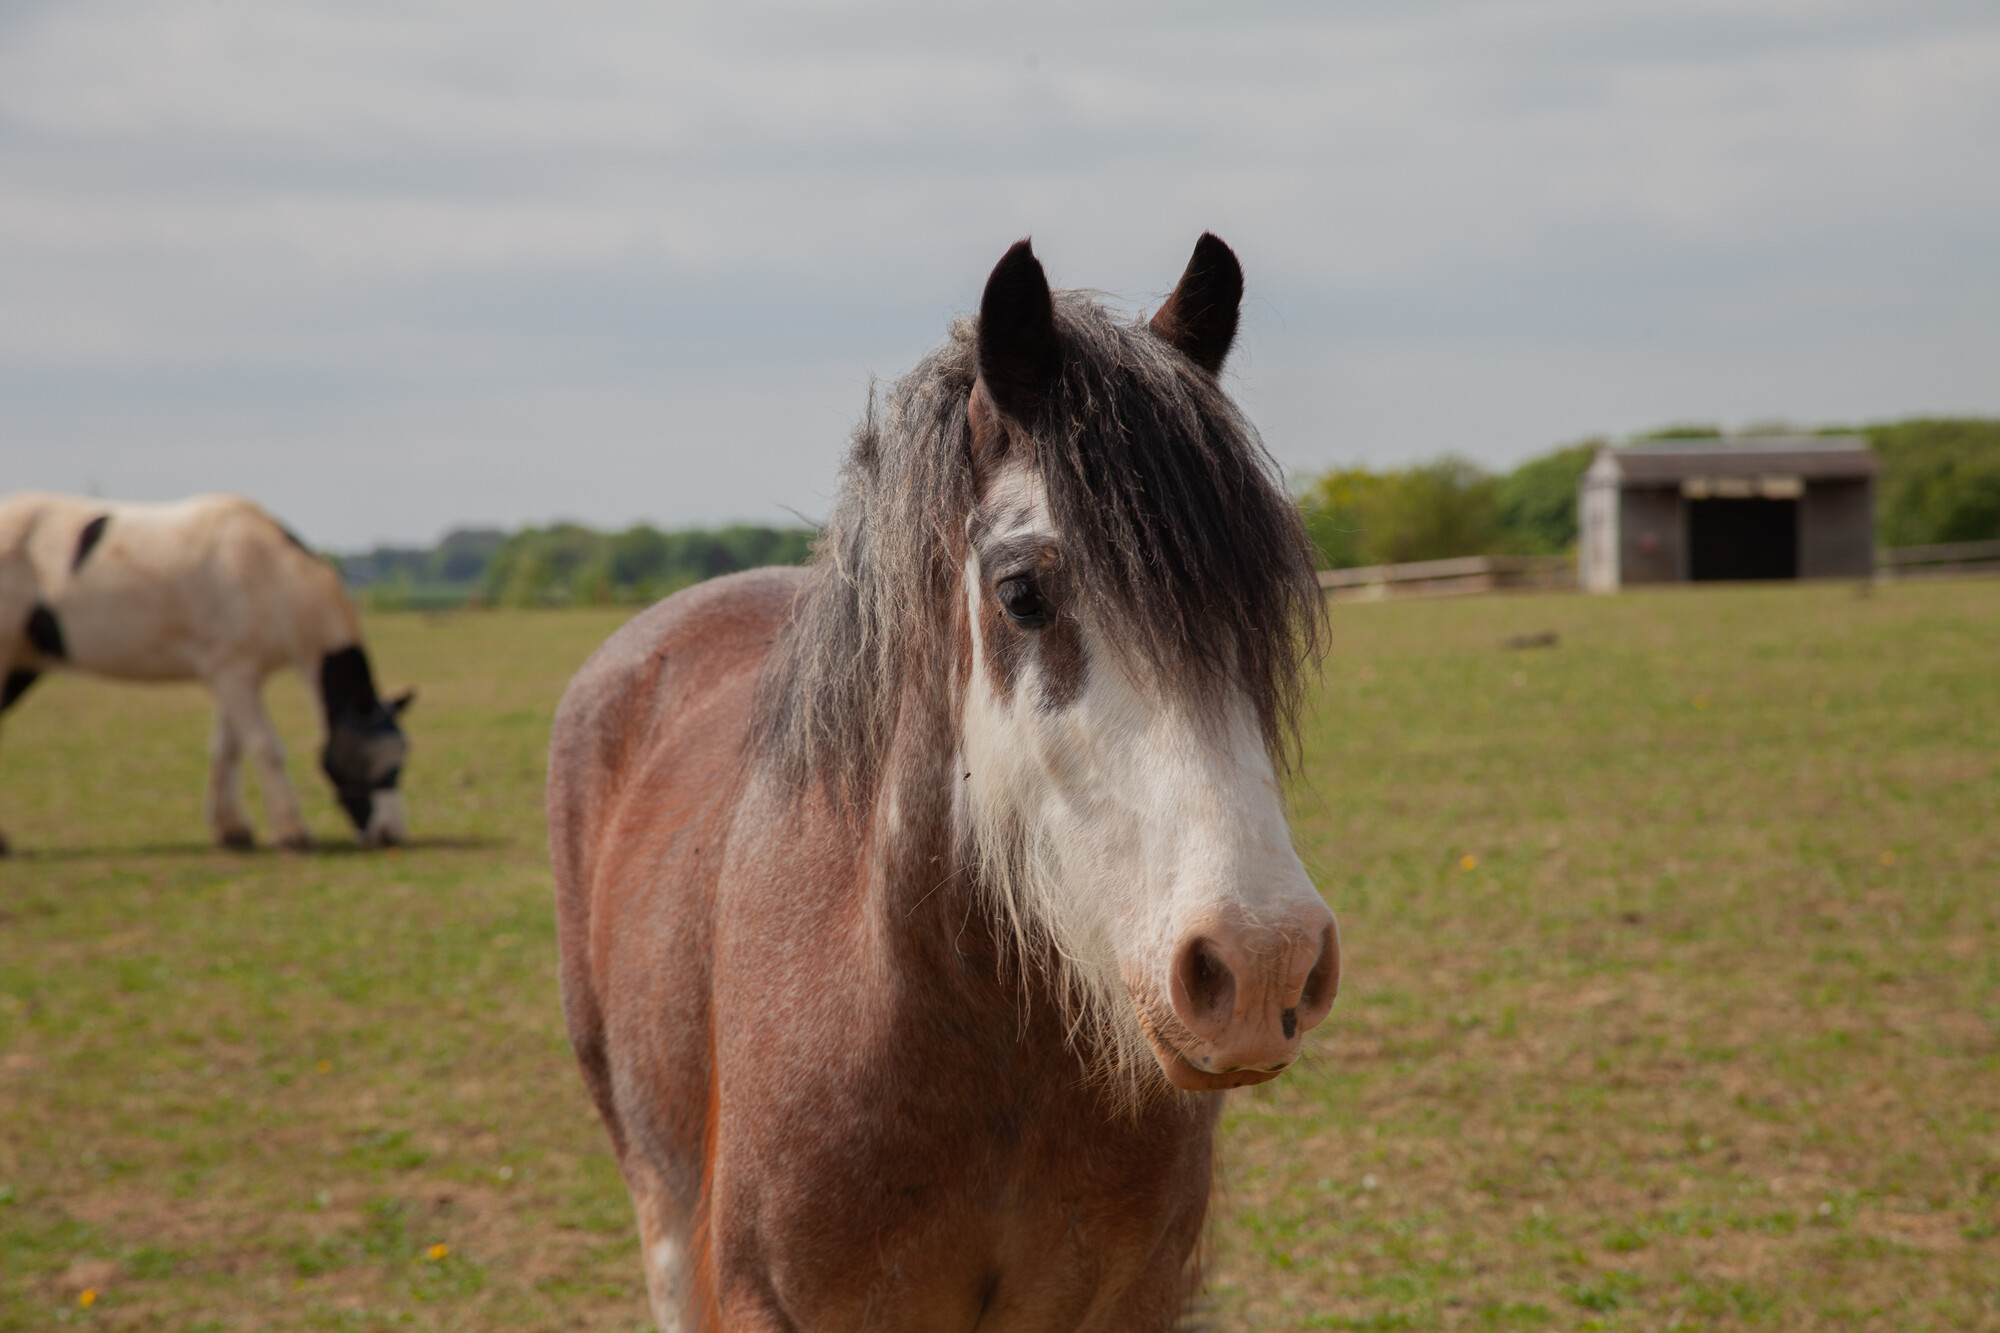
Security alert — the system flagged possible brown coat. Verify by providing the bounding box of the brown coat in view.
[550,568,1218,1331]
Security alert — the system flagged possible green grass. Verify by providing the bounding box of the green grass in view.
[3,584,1998,1330]
[1215,580,2000,1330]
[0,609,639,1331]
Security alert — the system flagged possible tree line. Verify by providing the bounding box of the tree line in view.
[1297,417,2000,570]
[338,416,1999,606]
[339,523,815,609]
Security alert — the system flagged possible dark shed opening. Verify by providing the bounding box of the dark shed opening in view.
[1688,498,1798,581]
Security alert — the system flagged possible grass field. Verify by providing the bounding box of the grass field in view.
[1,581,1996,1331]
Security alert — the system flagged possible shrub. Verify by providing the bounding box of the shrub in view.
[1860,418,2000,547]
[1496,443,1598,554]
[1635,423,1723,440]
[1299,459,1504,567]
[1357,457,1501,565]
[1298,468,1383,569]
[478,522,817,607]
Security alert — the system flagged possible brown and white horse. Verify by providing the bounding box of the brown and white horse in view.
[0,492,412,852]
[549,236,1337,1331]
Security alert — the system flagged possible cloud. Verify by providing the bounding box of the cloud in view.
[0,0,1995,543]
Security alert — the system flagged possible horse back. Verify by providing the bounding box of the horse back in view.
[0,491,355,681]
[548,566,804,1170]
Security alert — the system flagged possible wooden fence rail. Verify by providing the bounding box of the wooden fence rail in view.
[1317,554,1575,601]
[1878,538,2000,580]
[1316,541,2000,599]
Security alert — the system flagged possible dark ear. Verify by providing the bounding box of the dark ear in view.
[977,239,1060,423]
[385,688,415,718]
[1149,232,1243,374]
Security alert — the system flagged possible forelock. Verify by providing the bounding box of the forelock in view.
[1024,294,1324,756]
[752,292,1324,796]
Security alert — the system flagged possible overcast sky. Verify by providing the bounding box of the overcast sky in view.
[3,1,1995,547]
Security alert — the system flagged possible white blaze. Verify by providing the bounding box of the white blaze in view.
[957,467,1319,1088]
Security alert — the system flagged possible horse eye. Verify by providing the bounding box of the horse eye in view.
[997,577,1051,628]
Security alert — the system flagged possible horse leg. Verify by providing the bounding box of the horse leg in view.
[203,694,255,849]
[0,634,32,855]
[210,671,312,851]
[626,1165,699,1333]
[714,1280,800,1332]
[631,1188,803,1333]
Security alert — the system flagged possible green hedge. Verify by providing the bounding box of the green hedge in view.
[480,523,815,607]
[1852,418,2000,548]
[341,523,815,610]
[1298,447,1595,569]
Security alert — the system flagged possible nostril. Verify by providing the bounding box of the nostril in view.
[1299,923,1340,1015]
[1281,1007,1297,1039]
[1187,942,1231,1018]
[1171,937,1237,1036]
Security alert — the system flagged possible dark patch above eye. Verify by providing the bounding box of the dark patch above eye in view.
[997,577,1051,627]
[1036,611,1087,711]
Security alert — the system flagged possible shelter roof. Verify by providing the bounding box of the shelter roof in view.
[1596,435,1877,484]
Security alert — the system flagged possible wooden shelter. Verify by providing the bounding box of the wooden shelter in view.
[1579,436,1877,591]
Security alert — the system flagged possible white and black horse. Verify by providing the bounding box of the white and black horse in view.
[0,492,412,852]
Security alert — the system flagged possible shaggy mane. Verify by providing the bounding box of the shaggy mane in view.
[752,290,1324,803]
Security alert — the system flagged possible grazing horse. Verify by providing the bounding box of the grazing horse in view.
[549,235,1338,1331]
[0,492,412,852]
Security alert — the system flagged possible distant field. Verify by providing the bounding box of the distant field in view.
[2,583,1996,1331]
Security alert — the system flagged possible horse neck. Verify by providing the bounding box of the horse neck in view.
[293,560,369,734]
[850,697,1014,1006]
[308,562,365,659]
[767,669,1156,1111]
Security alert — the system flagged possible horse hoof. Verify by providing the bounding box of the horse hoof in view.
[278,834,314,853]
[218,829,255,851]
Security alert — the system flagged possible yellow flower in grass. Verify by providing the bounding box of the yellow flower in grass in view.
[427,1243,449,1261]
[1459,854,1478,871]
[79,1289,97,1308]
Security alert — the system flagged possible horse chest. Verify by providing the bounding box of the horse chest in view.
[700,951,1217,1329]
[714,1092,1213,1330]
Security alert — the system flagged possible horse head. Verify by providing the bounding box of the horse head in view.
[318,645,413,846]
[956,236,1339,1093]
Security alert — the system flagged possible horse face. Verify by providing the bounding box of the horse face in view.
[320,692,411,846]
[959,460,1338,1093]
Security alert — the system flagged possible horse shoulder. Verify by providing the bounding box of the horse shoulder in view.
[176,496,355,674]
[553,564,803,945]
[551,564,805,855]
[550,566,805,1196]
